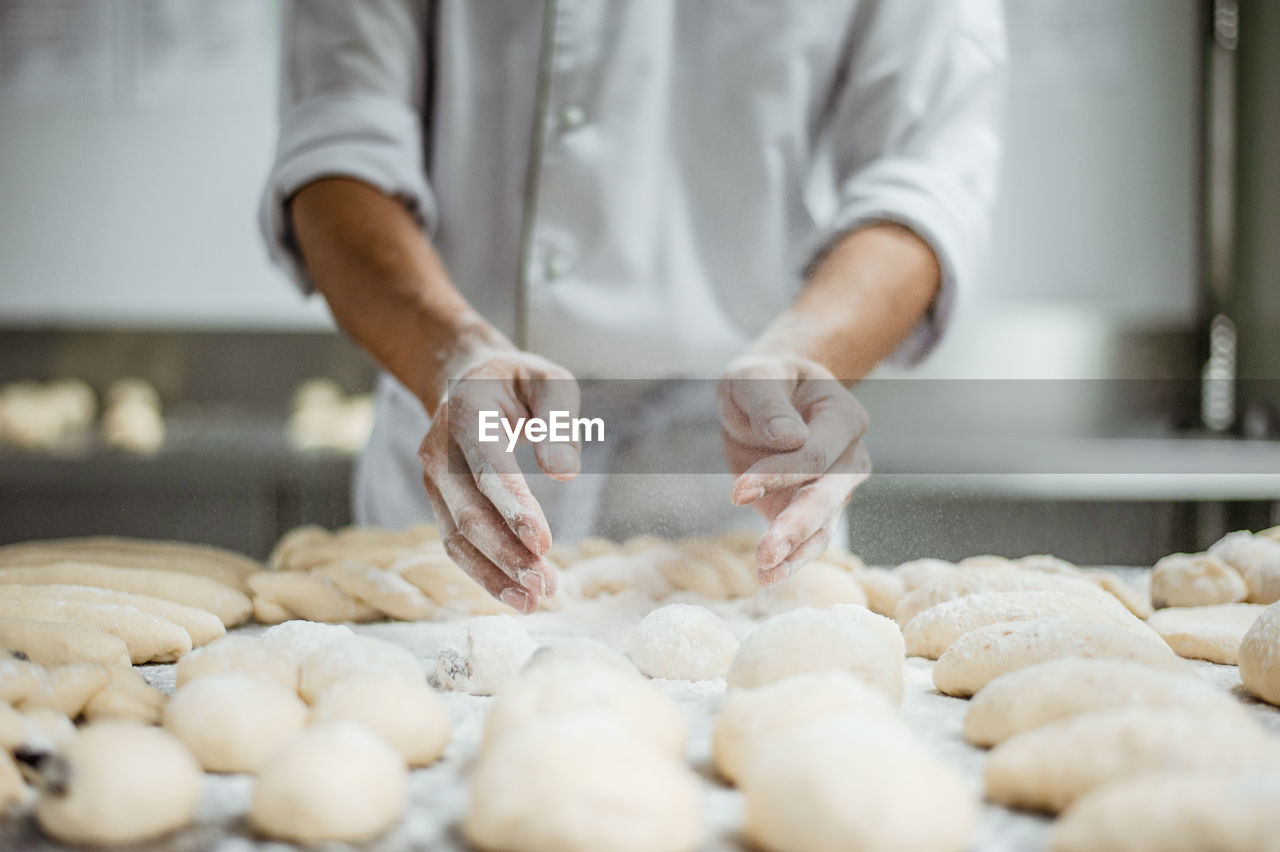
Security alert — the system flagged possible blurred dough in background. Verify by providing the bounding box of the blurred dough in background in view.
[102,378,164,455]
[288,378,374,454]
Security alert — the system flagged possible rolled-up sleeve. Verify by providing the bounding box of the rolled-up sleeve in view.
[822,0,1007,366]
[260,0,434,292]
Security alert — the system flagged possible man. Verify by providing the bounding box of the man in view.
[261,1,1006,612]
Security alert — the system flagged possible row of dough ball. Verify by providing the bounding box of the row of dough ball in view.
[0,378,165,454]
[1150,527,1280,608]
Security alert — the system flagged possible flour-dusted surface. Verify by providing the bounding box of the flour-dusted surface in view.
[2,569,1278,851]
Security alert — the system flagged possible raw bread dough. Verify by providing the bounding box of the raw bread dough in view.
[0,598,189,664]
[299,635,422,703]
[0,747,29,812]
[1209,530,1280,604]
[176,634,299,693]
[983,708,1280,813]
[932,617,1185,697]
[658,540,758,599]
[311,674,451,766]
[35,722,203,846]
[853,568,906,616]
[963,658,1249,747]
[0,656,47,704]
[712,671,903,784]
[1146,603,1266,664]
[523,637,636,674]
[742,716,977,852]
[464,713,702,852]
[1149,553,1247,608]
[894,558,956,592]
[1238,600,1280,706]
[894,566,1112,625]
[756,562,867,612]
[484,659,686,757]
[562,550,678,599]
[251,722,408,844]
[81,665,166,724]
[0,584,225,648]
[396,551,515,615]
[1051,770,1280,852]
[19,663,111,717]
[260,619,353,661]
[902,590,1158,659]
[164,673,308,773]
[628,604,739,681]
[0,563,250,627]
[436,615,537,695]
[248,570,379,624]
[319,561,437,620]
[0,536,259,594]
[727,605,904,701]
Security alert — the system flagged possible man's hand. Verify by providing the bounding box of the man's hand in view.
[718,353,871,585]
[418,350,581,613]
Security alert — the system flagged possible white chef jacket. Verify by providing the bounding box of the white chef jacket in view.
[261,0,1006,535]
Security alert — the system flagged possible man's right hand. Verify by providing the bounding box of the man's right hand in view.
[417,349,581,613]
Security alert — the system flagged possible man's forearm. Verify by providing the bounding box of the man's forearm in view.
[752,223,942,382]
[289,177,508,413]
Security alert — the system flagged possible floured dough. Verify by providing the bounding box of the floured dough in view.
[894,566,1111,626]
[484,659,686,757]
[248,570,379,624]
[0,584,224,648]
[853,568,906,616]
[742,716,977,852]
[1209,530,1280,604]
[628,604,738,681]
[35,722,203,846]
[1051,770,1280,852]
[727,605,904,701]
[713,671,902,784]
[1146,603,1266,664]
[396,551,516,615]
[902,590,1158,659]
[0,598,189,664]
[523,638,637,674]
[983,708,1280,812]
[464,713,702,852]
[1149,553,1247,608]
[251,722,408,844]
[81,665,166,724]
[436,615,536,695]
[19,663,111,717]
[319,561,437,620]
[299,635,422,703]
[756,562,867,612]
[311,674,451,766]
[932,617,1185,697]
[964,658,1249,746]
[1238,600,1280,706]
[164,673,308,773]
[176,634,299,693]
[260,619,354,661]
[894,558,956,592]
[0,655,46,704]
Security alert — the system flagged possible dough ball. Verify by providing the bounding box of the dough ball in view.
[726,606,904,702]
[1051,770,1280,852]
[0,748,29,812]
[18,662,111,717]
[1150,553,1247,608]
[568,550,678,599]
[464,714,702,852]
[175,634,298,693]
[983,708,1280,813]
[628,604,739,681]
[1239,600,1280,706]
[742,716,977,852]
[713,671,903,785]
[484,659,686,757]
[311,674,451,766]
[894,558,956,592]
[299,635,422,703]
[853,568,907,617]
[35,722,203,846]
[251,721,408,844]
[524,638,637,674]
[260,619,354,661]
[964,658,1250,747]
[163,673,308,773]
[756,562,867,613]
[1209,530,1280,604]
[436,615,536,695]
[932,617,1185,697]
[0,655,46,704]
[1146,603,1266,664]
[894,565,1112,626]
[80,665,167,725]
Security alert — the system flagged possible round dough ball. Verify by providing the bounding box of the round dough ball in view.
[484,659,686,757]
[854,568,907,617]
[163,673,308,773]
[1150,553,1247,609]
[757,561,867,613]
[524,638,636,674]
[464,714,702,852]
[894,558,956,592]
[251,722,408,844]
[742,716,977,852]
[628,604,739,681]
[35,722,203,846]
[299,635,422,703]
[260,619,355,661]
[175,634,298,693]
[713,671,903,785]
[727,606,904,702]
[1239,600,1280,706]
[436,615,536,695]
[311,674,451,766]
[1209,530,1280,604]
